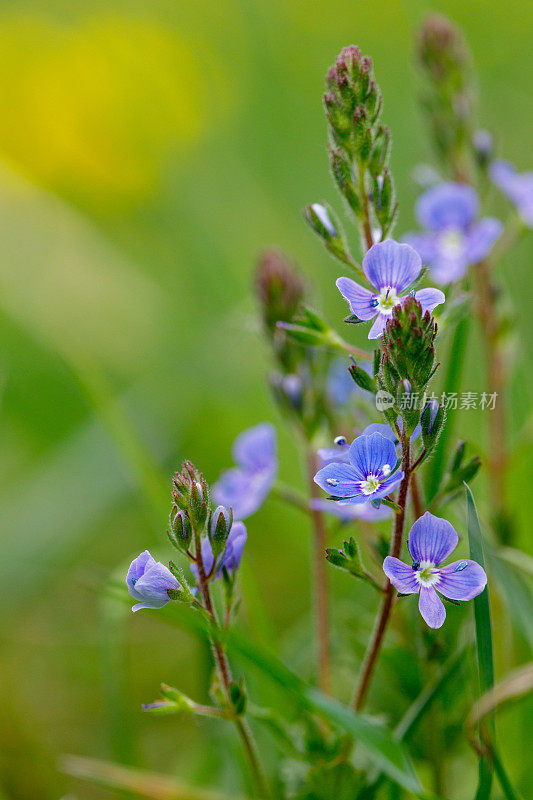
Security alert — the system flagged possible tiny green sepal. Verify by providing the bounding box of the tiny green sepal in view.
[380,497,401,513]
[349,363,377,393]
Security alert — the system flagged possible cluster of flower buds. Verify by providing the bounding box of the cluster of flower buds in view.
[305,45,398,253]
[170,460,209,535]
[417,14,473,173]
[256,251,335,439]
[378,297,442,438]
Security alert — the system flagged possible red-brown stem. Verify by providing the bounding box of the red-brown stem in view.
[352,436,411,711]
[195,534,268,798]
[307,449,331,695]
[473,259,507,534]
[410,472,425,521]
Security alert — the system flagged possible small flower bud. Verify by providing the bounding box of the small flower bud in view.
[421,400,445,451]
[168,509,192,552]
[210,505,233,544]
[307,203,337,239]
[473,129,493,169]
[348,362,376,393]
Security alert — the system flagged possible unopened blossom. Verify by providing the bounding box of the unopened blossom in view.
[314,431,403,505]
[490,160,533,227]
[404,183,502,283]
[383,512,487,628]
[337,239,444,339]
[126,550,180,613]
[213,423,277,519]
[190,522,247,583]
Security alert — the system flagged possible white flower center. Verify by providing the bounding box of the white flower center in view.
[439,228,463,258]
[415,560,440,588]
[359,474,381,495]
[375,286,400,315]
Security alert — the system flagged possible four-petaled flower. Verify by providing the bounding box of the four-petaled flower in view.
[404,183,502,284]
[314,431,403,505]
[126,550,180,613]
[213,423,277,519]
[383,512,487,629]
[490,160,533,228]
[190,522,247,583]
[336,239,444,339]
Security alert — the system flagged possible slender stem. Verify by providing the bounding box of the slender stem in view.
[352,436,411,711]
[307,449,331,695]
[472,258,509,539]
[410,472,424,520]
[194,532,268,798]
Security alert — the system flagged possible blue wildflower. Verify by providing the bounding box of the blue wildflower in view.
[404,183,502,284]
[314,431,404,505]
[213,423,277,519]
[126,550,180,613]
[190,522,247,583]
[337,240,444,339]
[383,512,487,628]
[490,160,533,228]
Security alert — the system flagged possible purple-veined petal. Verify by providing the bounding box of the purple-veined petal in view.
[336,277,377,320]
[463,218,503,264]
[368,313,388,339]
[314,461,364,496]
[132,561,180,611]
[127,550,156,594]
[414,287,445,315]
[419,586,446,628]
[363,240,422,293]
[383,556,419,594]
[310,498,391,521]
[348,431,398,478]
[408,512,459,566]
[361,422,397,442]
[372,471,404,499]
[232,423,276,472]
[436,559,487,601]
[403,232,439,265]
[416,183,479,231]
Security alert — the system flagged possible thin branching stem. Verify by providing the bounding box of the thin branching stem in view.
[352,434,411,710]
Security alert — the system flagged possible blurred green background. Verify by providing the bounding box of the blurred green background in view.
[0,1,531,798]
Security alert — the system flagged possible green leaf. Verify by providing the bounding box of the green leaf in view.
[487,551,533,646]
[465,483,495,800]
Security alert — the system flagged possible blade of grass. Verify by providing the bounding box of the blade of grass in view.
[465,483,494,800]
[60,754,241,800]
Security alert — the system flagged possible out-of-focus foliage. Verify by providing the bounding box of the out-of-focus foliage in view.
[0,2,531,799]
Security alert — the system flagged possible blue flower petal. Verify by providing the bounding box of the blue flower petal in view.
[310,498,391,521]
[419,586,446,628]
[403,232,439,265]
[232,423,276,472]
[368,313,388,339]
[363,240,422,293]
[314,461,364,496]
[490,160,533,227]
[414,287,445,315]
[416,183,479,231]
[408,512,459,566]
[437,559,487,601]
[383,556,419,594]
[348,431,398,478]
[336,277,377,320]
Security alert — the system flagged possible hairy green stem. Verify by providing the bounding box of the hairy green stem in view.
[194,532,269,798]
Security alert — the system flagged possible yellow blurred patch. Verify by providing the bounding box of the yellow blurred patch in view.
[0,16,226,207]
